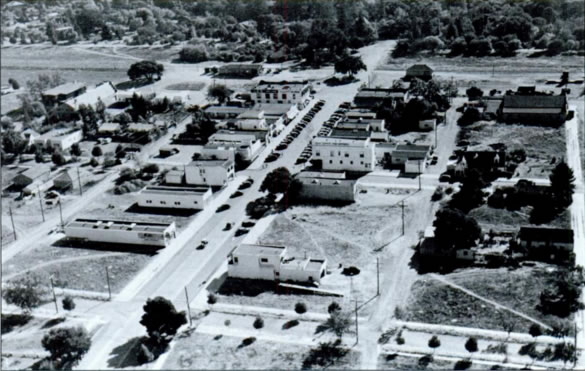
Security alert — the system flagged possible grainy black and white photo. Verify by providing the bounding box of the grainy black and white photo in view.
[1,0,584,369]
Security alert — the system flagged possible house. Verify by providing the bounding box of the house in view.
[185,159,235,187]
[137,185,212,210]
[64,218,176,247]
[97,122,121,136]
[21,128,40,146]
[227,244,327,285]
[127,123,156,134]
[405,64,433,81]
[53,170,74,191]
[388,144,432,173]
[204,105,247,119]
[499,94,568,125]
[42,82,86,107]
[115,89,156,103]
[295,171,357,203]
[34,129,83,152]
[353,87,407,109]
[224,110,269,131]
[63,81,117,111]
[165,169,185,185]
[312,137,376,173]
[251,80,310,107]
[455,151,507,177]
[217,64,263,78]
[517,227,574,263]
[12,167,51,188]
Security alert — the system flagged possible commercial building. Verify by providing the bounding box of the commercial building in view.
[137,185,212,210]
[295,171,357,203]
[499,93,568,125]
[165,169,185,185]
[185,159,235,187]
[42,82,86,107]
[390,144,431,173]
[65,218,177,247]
[311,137,376,173]
[228,244,327,284]
[34,129,83,152]
[251,80,310,107]
[63,81,117,111]
[217,63,263,78]
[207,131,263,161]
[204,105,247,119]
[97,122,122,136]
[353,87,407,109]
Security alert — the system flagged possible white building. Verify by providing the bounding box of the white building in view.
[227,244,327,284]
[230,110,268,131]
[137,185,212,210]
[200,144,236,163]
[312,137,376,173]
[165,169,185,185]
[185,159,235,187]
[207,132,263,161]
[64,218,177,247]
[34,129,83,151]
[251,80,310,107]
[63,81,117,111]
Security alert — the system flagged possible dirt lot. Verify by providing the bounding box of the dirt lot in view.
[378,353,493,370]
[164,331,358,370]
[458,121,566,178]
[405,266,574,333]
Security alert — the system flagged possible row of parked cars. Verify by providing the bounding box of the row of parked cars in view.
[292,100,325,164]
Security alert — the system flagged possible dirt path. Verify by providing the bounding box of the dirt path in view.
[429,274,552,330]
[284,216,328,258]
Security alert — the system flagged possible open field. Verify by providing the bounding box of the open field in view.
[459,121,566,178]
[0,46,131,86]
[469,205,571,231]
[378,353,492,370]
[405,267,573,333]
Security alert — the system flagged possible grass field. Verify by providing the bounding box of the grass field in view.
[405,267,574,333]
[459,121,566,178]
[378,353,492,370]
[469,205,571,231]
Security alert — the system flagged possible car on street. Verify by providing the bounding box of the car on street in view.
[216,204,230,212]
[224,223,232,231]
[235,228,249,237]
[439,174,452,183]
[276,143,288,151]
[230,191,243,198]
[265,152,280,162]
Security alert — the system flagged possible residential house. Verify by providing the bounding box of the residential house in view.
[228,244,327,285]
[21,128,39,146]
[388,144,431,173]
[64,218,176,247]
[137,185,212,210]
[63,81,117,111]
[311,137,376,173]
[405,64,433,81]
[295,171,357,203]
[251,80,310,107]
[12,166,51,188]
[42,82,86,107]
[97,122,122,136]
[218,64,263,78]
[127,123,156,134]
[499,93,568,125]
[517,226,574,263]
[185,159,235,187]
[455,150,507,177]
[53,170,74,191]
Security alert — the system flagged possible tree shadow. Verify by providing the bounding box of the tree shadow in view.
[107,336,148,368]
[1,313,32,334]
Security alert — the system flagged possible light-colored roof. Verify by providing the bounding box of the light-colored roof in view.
[43,82,86,96]
[189,159,233,168]
[140,185,210,195]
[17,166,50,180]
[98,123,121,132]
[64,82,116,110]
[128,123,155,132]
[233,243,286,256]
[312,137,370,146]
[66,218,174,233]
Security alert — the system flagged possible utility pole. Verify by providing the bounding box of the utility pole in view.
[50,277,58,314]
[105,265,112,300]
[354,299,359,344]
[401,201,405,236]
[58,199,64,230]
[418,160,421,191]
[185,286,193,327]
[376,257,380,296]
[76,167,83,196]
[492,64,495,77]
[434,123,438,148]
[38,187,45,222]
[9,206,17,241]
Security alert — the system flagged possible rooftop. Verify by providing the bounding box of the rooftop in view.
[502,94,567,109]
[43,82,85,96]
[395,144,431,152]
[329,129,371,139]
[233,243,287,256]
[296,171,347,179]
[518,227,573,244]
[313,137,370,146]
[64,82,116,110]
[66,218,174,233]
[141,185,211,195]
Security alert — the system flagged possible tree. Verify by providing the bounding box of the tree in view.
[328,301,341,314]
[253,316,264,329]
[546,39,565,56]
[433,208,481,254]
[260,167,292,194]
[70,143,82,157]
[321,310,352,338]
[465,337,478,354]
[41,326,91,368]
[92,146,103,157]
[75,7,104,38]
[334,54,366,77]
[295,302,307,314]
[549,161,575,209]
[207,293,217,305]
[3,274,45,313]
[529,324,542,338]
[466,87,484,100]
[90,157,99,167]
[207,84,232,104]
[101,24,113,41]
[141,163,159,175]
[127,60,164,82]
[52,151,67,166]
[8,78,20,90]
[62,296,76,311]
[458,107,482,126]
[428,335,441,353]
[539,266,585,317]
[449,169,487,212]
[139,296,187,344]
[179,46,208,63]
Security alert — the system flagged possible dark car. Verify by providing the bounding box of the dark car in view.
[276,143,288,151]
[439,174,452,183]
[235,228,249,237]
[265,152,280,162]
[230,191,243,198]
[224,223,232,231]
[216,204,230,212]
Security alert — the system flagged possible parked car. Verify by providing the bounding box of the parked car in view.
[265,152,280,162]
[439,174,452,183]
[276,143,288,151]
[230,191,243,198]
[224,223,232,231]
[235,228,249,237]
[216,204,230,212]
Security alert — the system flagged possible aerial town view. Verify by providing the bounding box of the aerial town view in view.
[1,0,584,369]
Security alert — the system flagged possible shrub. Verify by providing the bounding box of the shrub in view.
[41,326,91,368]
[465,337,478,353]
[431,187,444,201]
[241,337,256,346]
[91,146,102,157]
[253,316,264,329]
[529,324,542,338]
[328,301,341,314]
[62,296,75,311]
[224,319,231,326]
[395,335,405,345]
[3,274,45,313]
[207,293,217,305]
[295,302,307,314]
[90,157,99,167]
[418,354,433,367]
[428,335,441,350]
[137,343,154,364]
[518,342,538,358]
[454,359,472,370]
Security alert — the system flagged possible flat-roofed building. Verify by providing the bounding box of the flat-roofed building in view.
[64,218,177,247]
[34,129,83,152]
[353,87,407,109]
[165,169,185,185]
[185,159,235,187]
[345,109,377,120]
[312,137,375,173]
[137,185,212,210]
[499,93,568,125]
[295,171,357,203]
[390,144,431,173]
[251,80,310,107]
[204,105,247,119]
[218,63,263,78]
[228,244,327,284]
[208,131,263,161]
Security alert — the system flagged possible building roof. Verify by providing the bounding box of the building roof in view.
[313,137,370,147]
[502,95,567,109]
[256,80,308,86]
[141,185,211,195]
[219,64,262,72]
[64,82,116,110]
[462,151,506,167]
[296,171,347,179]
[37,128,81,141]
[209,132,257,143]
[205,105,247,114]
[166,169,185,176]
[395,144,431,152]
[128,123,155,132]
[189,159,233,168]
[233,243,286,256]
[518,227,573,244]
[43,82,85,96]
[17,166,50,181]
[329,129,371,139]
[66,218,174,233]
[406,64,433,74]
[98,123,121,132]
[54,170,73,183]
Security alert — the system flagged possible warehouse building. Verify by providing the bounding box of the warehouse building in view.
[137,185,212,210]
